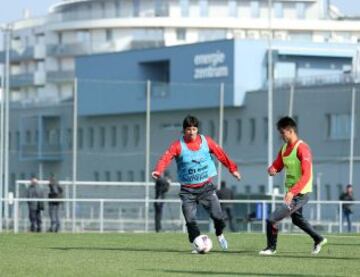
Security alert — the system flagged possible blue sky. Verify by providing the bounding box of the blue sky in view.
[0,0,359,24]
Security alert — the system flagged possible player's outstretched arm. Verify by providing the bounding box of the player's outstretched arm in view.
[232,171,241,181]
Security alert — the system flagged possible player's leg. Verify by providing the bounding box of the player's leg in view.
[199,185,227,250]
[290,194,327,254]
[179,191,200,243]
[260,204,290,255]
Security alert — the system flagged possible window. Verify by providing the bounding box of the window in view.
[77,30,90,42]
[296,3,305,19]
[134,124,140,147]
[20,172,26,180]
[127,170,134,181]
[325,184,331,200]
[223,120,228,144]
[25,130,32,144]
[115,0,121,17]
[10,173,16,192]
[105,171,111,181]
[141,170,145,181]
[94,171,100,181]
[100,126,106,148]
[263,117,268,142]
[199,0,208,17]
[88,127,94,148]
[122,125,129,147]
[176,28,186,41]
[259,185,266,195]
[9,132,12,150]
[78,128,83,149]
[228,0,237,17]
[105,29,113,42]
[327,114,351,140]
[35,130,39,144]
[249,118,256,143]
[16,131,20,150]
[198,29,227,42]
[236,119,242,142]
[58,33,63,44]
[180,0,189,17]
[111,126,117,147]
[66,128,72,148]
[209,120,215,138]
[337,184,343,198]
[250,1,260,18]
[155,0,169,17]
[117,171,122,181]
[274,2,283,18]
[133,0,140,17]
[245,185,251,194]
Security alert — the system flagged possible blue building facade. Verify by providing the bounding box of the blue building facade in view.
[76,39,356,115]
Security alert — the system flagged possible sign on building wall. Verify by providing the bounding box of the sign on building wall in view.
[193,50,229,79]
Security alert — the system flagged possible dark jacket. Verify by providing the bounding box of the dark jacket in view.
[339,192,354,213]
[27,184,45,211]
[155,177,170,199]
[48,180,63,206]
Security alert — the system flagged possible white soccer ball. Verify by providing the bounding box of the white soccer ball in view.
[193,235,213,254]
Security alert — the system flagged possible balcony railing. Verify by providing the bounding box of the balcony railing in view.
[47,41,118,57]
[47,70,75,83]
[265,72,360,89]
[10,71,45,88]
[0,45,46,63]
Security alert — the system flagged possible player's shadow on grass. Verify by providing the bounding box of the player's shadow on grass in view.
[49,247,256,255]
[270,253,359,261]
[329,242,360,247]
[49,246,191,253]
[141,269,328,277]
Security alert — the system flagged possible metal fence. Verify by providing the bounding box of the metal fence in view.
[0,180,358,234]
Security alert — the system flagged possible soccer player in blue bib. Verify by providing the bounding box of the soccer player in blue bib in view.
[152,115,241,253]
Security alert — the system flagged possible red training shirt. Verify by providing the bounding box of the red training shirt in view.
[269,140,312,195]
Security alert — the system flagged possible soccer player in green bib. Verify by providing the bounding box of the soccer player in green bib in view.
[259,116,327,255]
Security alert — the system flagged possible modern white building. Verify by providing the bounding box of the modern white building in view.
[1,0,360,103]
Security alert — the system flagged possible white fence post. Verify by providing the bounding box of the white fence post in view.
[339,202,343,233]
[262,201,266,233]
[14,198,18,234]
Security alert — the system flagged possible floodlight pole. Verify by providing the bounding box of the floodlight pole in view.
[316,172,322,221]
[3,24,11,230]
[145,80,151,232]
[267,0,274,195]
[217,83,224,190]
[0,25,6,232]
[72,78,78,233]
[349,87,356,185]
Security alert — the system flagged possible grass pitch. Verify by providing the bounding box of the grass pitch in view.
[0,232,358,276]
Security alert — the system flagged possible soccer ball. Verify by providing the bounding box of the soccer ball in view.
[193,235,213,254]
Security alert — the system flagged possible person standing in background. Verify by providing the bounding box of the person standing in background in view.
[27,176,45,232]
[217,181,236,232]
[154,172,171,232]
[339,184,354,232]
[48,174,63,232]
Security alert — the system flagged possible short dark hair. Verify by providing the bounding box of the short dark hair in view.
[277,116,297,132]
[183,115,199,130]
